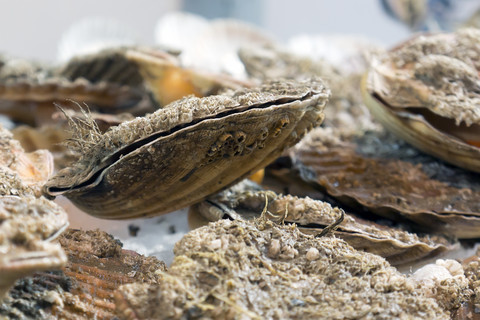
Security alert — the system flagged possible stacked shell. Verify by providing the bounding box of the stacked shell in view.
[0,125,68,299]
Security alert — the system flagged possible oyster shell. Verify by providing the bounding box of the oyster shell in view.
[191,181,452,266]
[44,79,329,219]
[115,218,448,319]
[284,126,480,238]
[363,28,480,172]
[0,125,68,299]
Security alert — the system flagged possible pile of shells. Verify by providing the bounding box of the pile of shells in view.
[0,229,165,319]
[0,125,68,299]
[363,28,480,172]
[1,13,480,319]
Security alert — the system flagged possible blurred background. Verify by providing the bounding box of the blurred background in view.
[0,0,411,61]
[3,0,479,61]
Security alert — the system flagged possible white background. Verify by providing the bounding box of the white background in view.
[0,0,409,61]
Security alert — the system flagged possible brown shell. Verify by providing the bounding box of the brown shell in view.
[239,45,380,134]
[0,50,150,126]
[364,28,480,172]
[0,229,166,319]
[191,183,451,266]
[43,79,329,219]
[287,126,480,238]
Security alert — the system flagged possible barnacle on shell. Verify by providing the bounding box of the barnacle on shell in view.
[191,181,452,266]
[115,218,448,319]
[44,79,329,219]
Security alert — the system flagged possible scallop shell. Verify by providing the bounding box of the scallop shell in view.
[286,126,480,238]
[191,182,451,266]
[125,47,251,107]
[180,19,275,79]
[44,79,329,219]
[0,196,68,299]
[0,53,148,126]
[115,218,448,319]
[0,229,166,319]
[363,28,480,172]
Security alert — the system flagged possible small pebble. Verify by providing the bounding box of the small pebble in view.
[128,224,140,237]
[306,247,320,261]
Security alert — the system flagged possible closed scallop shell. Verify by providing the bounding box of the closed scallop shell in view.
[44,79,329,219]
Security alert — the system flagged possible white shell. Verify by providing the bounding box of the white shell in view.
[411,259,468,295]
[57,17,139,62]
[287,34,383,74]
[181,19,275,79]
[154,11,209,52]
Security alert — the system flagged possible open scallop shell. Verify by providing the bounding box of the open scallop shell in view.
[125,48,251,107]
[363,29,480,172]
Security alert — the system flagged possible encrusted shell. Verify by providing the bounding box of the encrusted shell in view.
[191,182,451,266]
[287,126,480,238]
[44,79,329,219]
[0,196,68,299]
[0,124,54,196]
[115,218,448,319]
[0,229,165,319]
[363,28,480,172]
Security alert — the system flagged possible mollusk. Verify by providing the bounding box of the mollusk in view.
[44,79,329,219]
[363,28,480,172]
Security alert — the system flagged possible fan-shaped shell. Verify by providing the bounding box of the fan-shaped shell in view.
[363,29,480,172]
[44,79,329,219]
